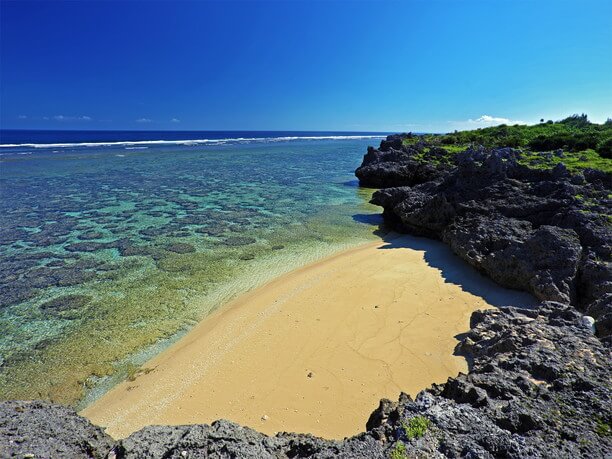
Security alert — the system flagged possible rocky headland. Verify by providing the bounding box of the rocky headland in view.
[2,126,611,458]
[357,134,611,338]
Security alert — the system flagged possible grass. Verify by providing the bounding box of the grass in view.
[402,415,431,439]
[390,442,408,459]
[388,416,432,457]
[595,418,611,437]
[436,144,465,154]
[517,149,612,174]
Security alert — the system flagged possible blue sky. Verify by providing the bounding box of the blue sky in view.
[1,0,611,132]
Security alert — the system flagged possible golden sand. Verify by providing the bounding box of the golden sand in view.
[82,234,536,439]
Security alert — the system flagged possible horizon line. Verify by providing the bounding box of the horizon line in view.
[0,128,396,133]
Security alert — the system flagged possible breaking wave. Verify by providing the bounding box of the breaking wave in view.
[0,135,385,149]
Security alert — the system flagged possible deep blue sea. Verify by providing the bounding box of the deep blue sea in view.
[0,130,388,406]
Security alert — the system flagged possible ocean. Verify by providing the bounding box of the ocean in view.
[0,130,387,406]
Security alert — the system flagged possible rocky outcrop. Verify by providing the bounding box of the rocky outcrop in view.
[443,218,582,303]
[368,138,612,339]
[355,135,449,188]
[369,303,612,458]
[0,400,114,458]
[119,422,384,458]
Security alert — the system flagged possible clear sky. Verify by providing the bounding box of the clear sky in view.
[1,0,611,132]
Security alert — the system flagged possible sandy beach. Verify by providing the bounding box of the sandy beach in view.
[82,234,536,440]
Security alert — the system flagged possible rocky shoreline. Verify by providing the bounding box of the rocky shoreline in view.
[2,135,611,458]
[357,135,611,338]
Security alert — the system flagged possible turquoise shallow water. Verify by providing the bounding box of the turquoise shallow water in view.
[0,137,384,404]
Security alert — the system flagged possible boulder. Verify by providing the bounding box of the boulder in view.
[0,400,115,459]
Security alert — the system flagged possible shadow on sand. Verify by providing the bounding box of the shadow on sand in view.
[353,212,537,308]
[378,231,538,309]
[353,212,539,372]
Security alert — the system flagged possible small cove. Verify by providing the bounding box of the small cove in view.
[82,233,537,439]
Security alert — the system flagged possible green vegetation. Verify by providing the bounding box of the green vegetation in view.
[387,416,433,457]
[402,114,612,173]
[389,442,409,459]
[517,148,612,174]
[402,415,432,439]
[595,418,611,437]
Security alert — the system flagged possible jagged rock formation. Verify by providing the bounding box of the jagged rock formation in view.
[364,140,611,339]
[1,136,611,458]
[369,303,612,458]
[355,134,448,188]
[0,400,114,458]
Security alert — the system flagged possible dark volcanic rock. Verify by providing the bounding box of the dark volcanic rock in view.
[365,304,612,458]
[0,400,114,458]
[443,216,582,303]
[355,142,448,188]
[355,138,611,456]
[120,420,384,458]
[368,143,612,337]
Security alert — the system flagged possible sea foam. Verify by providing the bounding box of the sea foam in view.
[0,135,385,149]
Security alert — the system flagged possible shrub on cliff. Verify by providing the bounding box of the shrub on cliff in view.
[419,114,612,161]
[596,137,612,159]
[559,113,590,128]
[529,132,599,152]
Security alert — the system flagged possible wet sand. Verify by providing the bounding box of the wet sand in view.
[82,234,536,439]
